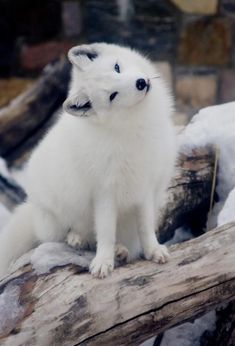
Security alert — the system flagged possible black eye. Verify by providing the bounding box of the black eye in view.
[114,63,120,73]
[110,92,118,102]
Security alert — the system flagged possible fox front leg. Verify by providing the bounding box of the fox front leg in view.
[90,194,117,278]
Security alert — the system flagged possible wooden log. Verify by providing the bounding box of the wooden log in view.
[0,57,71,165]
[0,222,234,345]
[201,301,235,346]
[158,146,216,242]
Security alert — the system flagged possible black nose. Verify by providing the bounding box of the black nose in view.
[136,78,147,91]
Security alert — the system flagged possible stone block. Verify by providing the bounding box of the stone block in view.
[20,41,74,72]
[178,18,232,65]
[175,72,218,115]
[220,69,235,103]
[173,111,189,126]
[170,0,218,15]
[134,0,178,16]
[131,16,177,59]
[62,1,82,37]
[221,0,235,17]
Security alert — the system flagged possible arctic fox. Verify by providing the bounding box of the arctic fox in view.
[0,43,177,278]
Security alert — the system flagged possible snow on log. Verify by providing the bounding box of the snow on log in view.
[0,222,234,345]
[0,58,71,164]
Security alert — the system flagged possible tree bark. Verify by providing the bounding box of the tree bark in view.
[0,222,234,346]
[158,146,216,242]
[0,58,71,165]
[201,301,235,346]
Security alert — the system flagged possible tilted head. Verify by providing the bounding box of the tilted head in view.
[63,43,171,124]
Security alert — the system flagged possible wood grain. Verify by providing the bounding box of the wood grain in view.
[0,222,234,346]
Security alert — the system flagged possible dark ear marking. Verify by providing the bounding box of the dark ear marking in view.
[63,95,92,117]
[72,49,98,61]
[70,101,91,112]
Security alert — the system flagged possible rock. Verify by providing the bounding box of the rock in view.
[221,0,235,17]
[62,1,82,37]
[220,69,235,103]
[178,18,232,65]
[175,71,217,115]
[170,0,218,15]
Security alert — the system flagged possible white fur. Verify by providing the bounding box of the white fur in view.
[0,43,177,278]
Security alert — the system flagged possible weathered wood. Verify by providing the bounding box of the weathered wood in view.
[0,222,234,346]
[158,146,216,242]
[201,301,235,346]
[0,57,70,164]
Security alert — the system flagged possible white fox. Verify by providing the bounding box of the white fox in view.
[0,43,177,278]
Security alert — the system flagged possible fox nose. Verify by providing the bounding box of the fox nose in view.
[136,78,147,91]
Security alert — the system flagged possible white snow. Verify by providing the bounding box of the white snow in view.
[180,101,235,228]
[0,283,25,336]
[30,242,93,274]
[165,227,194,246]
[11,242,93,275]
[217,187,235,226]
[161,311,216,346]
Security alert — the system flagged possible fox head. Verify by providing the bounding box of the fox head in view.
[63,43,167,123]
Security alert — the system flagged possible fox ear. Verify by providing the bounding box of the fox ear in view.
[68,45,98,70]
[63,93,94,117]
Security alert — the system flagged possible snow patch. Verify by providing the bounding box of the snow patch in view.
[0,283,25,336]
[31,242,93,274]
[217,187,235,226]
[161,311,216,346]
[180,101,235,227]
[165,227,194,246]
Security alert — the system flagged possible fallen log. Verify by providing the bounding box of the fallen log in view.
[158,146,216,242]
[0,222,234,345]
[201,301,235,346]
[0,57,71,165]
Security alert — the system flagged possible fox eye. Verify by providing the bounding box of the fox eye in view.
[114,63,120,73]
[110,91,118,102]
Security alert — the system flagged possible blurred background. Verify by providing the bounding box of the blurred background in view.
[0,3,234,345]
[0,0,235,126]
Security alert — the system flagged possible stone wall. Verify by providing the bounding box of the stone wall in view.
[0,0,235,122]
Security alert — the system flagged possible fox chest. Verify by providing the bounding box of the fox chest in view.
[93,149,157,207]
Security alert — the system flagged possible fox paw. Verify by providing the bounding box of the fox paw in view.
[90,256,114,279]
[115,244,129,263]
[66,231,89,250]
[145,244,170,264]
